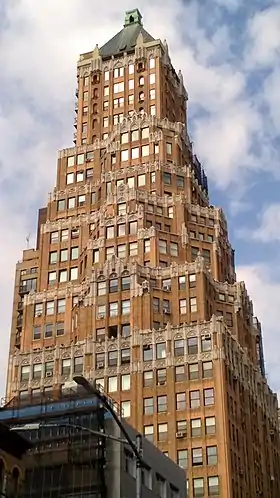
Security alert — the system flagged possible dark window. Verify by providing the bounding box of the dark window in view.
[109,279,118,293]
[174,339,184,356]
[121,276,130,291]
[108,351,118,366]
[121,348,130,364]
[121,324,130,337]
[187,337,198,354]
[45,323,53,338]
[143,345,153,361]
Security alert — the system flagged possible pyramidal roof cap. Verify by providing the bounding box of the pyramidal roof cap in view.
[100,9,155,59]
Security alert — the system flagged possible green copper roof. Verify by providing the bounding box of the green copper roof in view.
[100,9,154,59]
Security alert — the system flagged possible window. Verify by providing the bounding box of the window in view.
[76,171,83,182]
[166,143,172,155]
[176,420,187,434]
[204,388,215,406]
[21,365,30,381]
[138,174,146,186]
[128,221,137,236]
[121,133,128,144]
[56,322,64,336]
[117,224,126,236]
[179,299,187,314]
[106,247,114,260]
[61,229,68,241]
[104,70,109,81]
[190,390,200,409]
[143,345,153,361]
[174,339,184,356]
[177,176,184,188]
[114,82,124,93]
[45,361,54,377]
[60,249,68,262]
[108,376,118,392]
[57,199,65,211]
[104,86,109,96]
[32,363,42,380]
[131,147,139,159]
[141,145,149,157]
[121,374,130,391]
[163,172,171,185]
[144,239,150,253]
[61,358,71,376]
[66,173,74,184]
[170,242,178,257]
[121,300,130,315]
[150,73,155,85]
[177,450,188,469]
[48,271,56,283]
[78,194,85,207]
[109,302,118,317]
[139,76,144,86]
[144,397,154,415]
[203,361,213,378]
[121,348,130,364]
[187,337,198,354]
[106,226,114,239]
[93,249,99,264]
[208,476,219,496]
[71,247,79,260]
[157,369,166,385]
[45,323,53,338]
[50,231,59,244]
[33,326,41,340]
[86,168,93,178]
[149,88,155,100]
[70,267,78,281]
[97,281,106,296]
[117,244,126,258]
[157,395,167,413]
[158,423,168,441]
[191,418,202,437]
[205,416,216,435]
[168,206,173,218]
[149,57,155,69]
[129,242,138,256]
[144,425,154,443]
[74,356,83,374]
[118,203,126,215]
[175,366,186,382]
[34,303,43,317]
[121,276,130,291]
[193,478,204,498]
[156,475,166,498]
[176,392,186,410]
[57,298,65,314]
[128,63,134,74]
[46,301,55,316]
[190,297,197,313]
[189,363,199,380]
[143,370,153,387]
[108,350,118,366]
[108,279,117,293]
[159,239,167,254]
[156,343,166,359]
[97,305,106,319]
[68,197,75,209]
[201,335,212,352]
[207,446,218,466]
[121,401,131,418]
[67,156,75,167]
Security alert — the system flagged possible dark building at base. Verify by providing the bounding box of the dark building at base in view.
[0,384,186,498]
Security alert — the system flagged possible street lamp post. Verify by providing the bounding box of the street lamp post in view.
[73,375,143,498]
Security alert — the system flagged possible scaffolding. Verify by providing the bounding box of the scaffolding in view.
[0,386,118,498]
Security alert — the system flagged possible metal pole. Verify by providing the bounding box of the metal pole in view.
[136,433,142,498]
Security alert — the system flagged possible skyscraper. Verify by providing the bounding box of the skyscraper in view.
[6,9,280,497]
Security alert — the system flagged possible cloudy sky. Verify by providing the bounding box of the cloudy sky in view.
[0,0,280,399]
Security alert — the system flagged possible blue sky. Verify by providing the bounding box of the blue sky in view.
[0,0,280,397]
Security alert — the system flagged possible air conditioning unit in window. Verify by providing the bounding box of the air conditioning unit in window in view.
[158,380,166,386]
[46,371,53,378]
[202,333,211,340]
[176,431,186,439]
[97,362,104,369]
[163,285,171,291]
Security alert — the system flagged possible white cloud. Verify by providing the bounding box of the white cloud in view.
[247,5,280,68]
[237,264,280,392]
[247,203,280,243]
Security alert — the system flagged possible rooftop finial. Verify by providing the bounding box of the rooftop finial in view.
[124,8,143,27]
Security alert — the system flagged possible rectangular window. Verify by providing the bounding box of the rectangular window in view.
[144,397,154,415]
[78,194,85,207]
[117,244,126,258]
[117,203,126,215]
[129,221,137,235]
[68,197,75,209]
[192,447,203,466]
[191,418,202,437]
[56,322,64,336]
[74,356,83,374]
[106,226,114,239]
[144,425,154,443]
[71,247,79,260]
[129,242,138,256]
[179,275,186,290]
[66,173,74,185]
[97,305,106,319]
[45,361,54,377]
[179,299,187,314]
[204,388,215,406]
[108,350,118,367]
[208,476,219,496]
[150,73,156,85]
[121,276,130,291]
[62,358,71,375]
[131,147,139,159]
[46,301,55,316]
[50,231,59,244]
[21,365,30,381]
[109,302,118,317]
[121,348,130,364]
[109,278,118,293]
[106,247,114,260]
[205,416,216,435]
[159,239,167,254]
[121,374,131,391]
[70,267,78,281]
[121,149,129,162]
[48,271,56,284]
[156,343,166,359]
[143,345,153,361]
[174,339,184,356]
[187,337,198,354]
[61,229,68,241]
[158,423,168,441]
[117,224,126,236]
[141,145,149,157]
[108,376,118,393]
[157,395,167,413]
[189,363,199,380]
[93,249,99,263]
[190,390,200,409]
[190,297,197,313]
[60,249,68,262]
[97,281,106,296]
[138,174,145,186]
[45,323,53,338]
[143,370,153,387]
[33,326,41,340]
[114,82,124,93]
[207,446,218,465]
[177,176,184,188]
[203,361,213,378]
[57,298,66,313]
[201,335,212,352]
[121,300,130,315]
[57,199,65,211]
[175,366,186,382]
[67,156,75,167]
[163,172,171,185]
[176,392,186,411]
[193,478,204,498]
[177,450,188,469]
[170,242,178,257]
[34,303,43,317]
[144,239,150,253]
[157,369,166,385]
